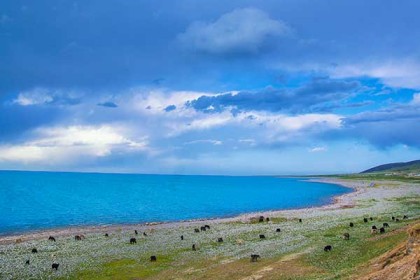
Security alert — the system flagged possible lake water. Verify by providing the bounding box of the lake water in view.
[0,171,351,235]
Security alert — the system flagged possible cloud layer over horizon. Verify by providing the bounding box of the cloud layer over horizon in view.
[1,0,420,174]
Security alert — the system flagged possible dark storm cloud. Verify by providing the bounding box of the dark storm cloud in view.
[187,78,361,113]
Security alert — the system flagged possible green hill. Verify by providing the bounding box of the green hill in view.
[361,160,420,174]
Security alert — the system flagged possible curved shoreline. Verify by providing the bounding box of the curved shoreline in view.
[0,177,359,244]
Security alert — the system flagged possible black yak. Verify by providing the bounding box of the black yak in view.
[251,254,260,262]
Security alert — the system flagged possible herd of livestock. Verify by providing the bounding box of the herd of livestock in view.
[26,214,410,271]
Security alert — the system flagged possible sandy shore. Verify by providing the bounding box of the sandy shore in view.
[0,177,396,244]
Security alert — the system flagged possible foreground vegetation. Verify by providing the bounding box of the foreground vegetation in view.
[0,179,419,280]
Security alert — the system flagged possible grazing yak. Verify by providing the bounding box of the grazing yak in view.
[31,248,38,253]
[150,256,157,262]
[52,263,59,270]
[25,260,30,265]
[180,235,184,240]
[403,215,408,219]
[371,225,378,234]
[343,233,350,240]
[48,236,56,242]
[324,245,332,252]
[266,217,270,222]
[379,227,385,234]
[104,233,109,237]
[259,216,265,223]
[130,238,137,244]
[259,234,266,239]
[204,225,210,230]
[396,218,400,222]
[134,230,138,235]
[143,232,148,237]
[383,223,390,228]
[276,228,281,232]
[74,235,85,241]
[363,218,368,223]
[200,226,206,231]
[251,254,260,262]
[218,237,223,243]
[192,244,196,251]
[299,219,302,223]
[369,217,373,221]
[194,228,200,233]
[392,216,395,221]
[349,222,354,227]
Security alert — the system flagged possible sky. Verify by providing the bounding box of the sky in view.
[1,0,420,175]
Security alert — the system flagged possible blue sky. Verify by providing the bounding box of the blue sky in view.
[1,0,420,175]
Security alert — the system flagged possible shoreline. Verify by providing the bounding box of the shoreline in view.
[0,177,360,244]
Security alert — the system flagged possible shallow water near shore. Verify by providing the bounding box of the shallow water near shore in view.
[0,171,351,235]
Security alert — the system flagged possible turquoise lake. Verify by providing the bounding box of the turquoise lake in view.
[0,171,351,235]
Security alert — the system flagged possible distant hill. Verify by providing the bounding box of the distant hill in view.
[361,160,420,174]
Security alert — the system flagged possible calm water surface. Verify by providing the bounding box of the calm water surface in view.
[0,171,351,235]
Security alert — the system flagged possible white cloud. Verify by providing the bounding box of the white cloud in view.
[2,87,346,168]
[309,146,327,153]
[12,88,81,106]
[184,139,223,145]
[330,60,420,89]
[411,93,420,105]
[14,88,54,106]
[178,8,290,54]
[239,112,342,131]
[0,125,148,164]
[239,139,256,146]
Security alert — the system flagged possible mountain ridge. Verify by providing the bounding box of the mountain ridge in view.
[361,160,420,174]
